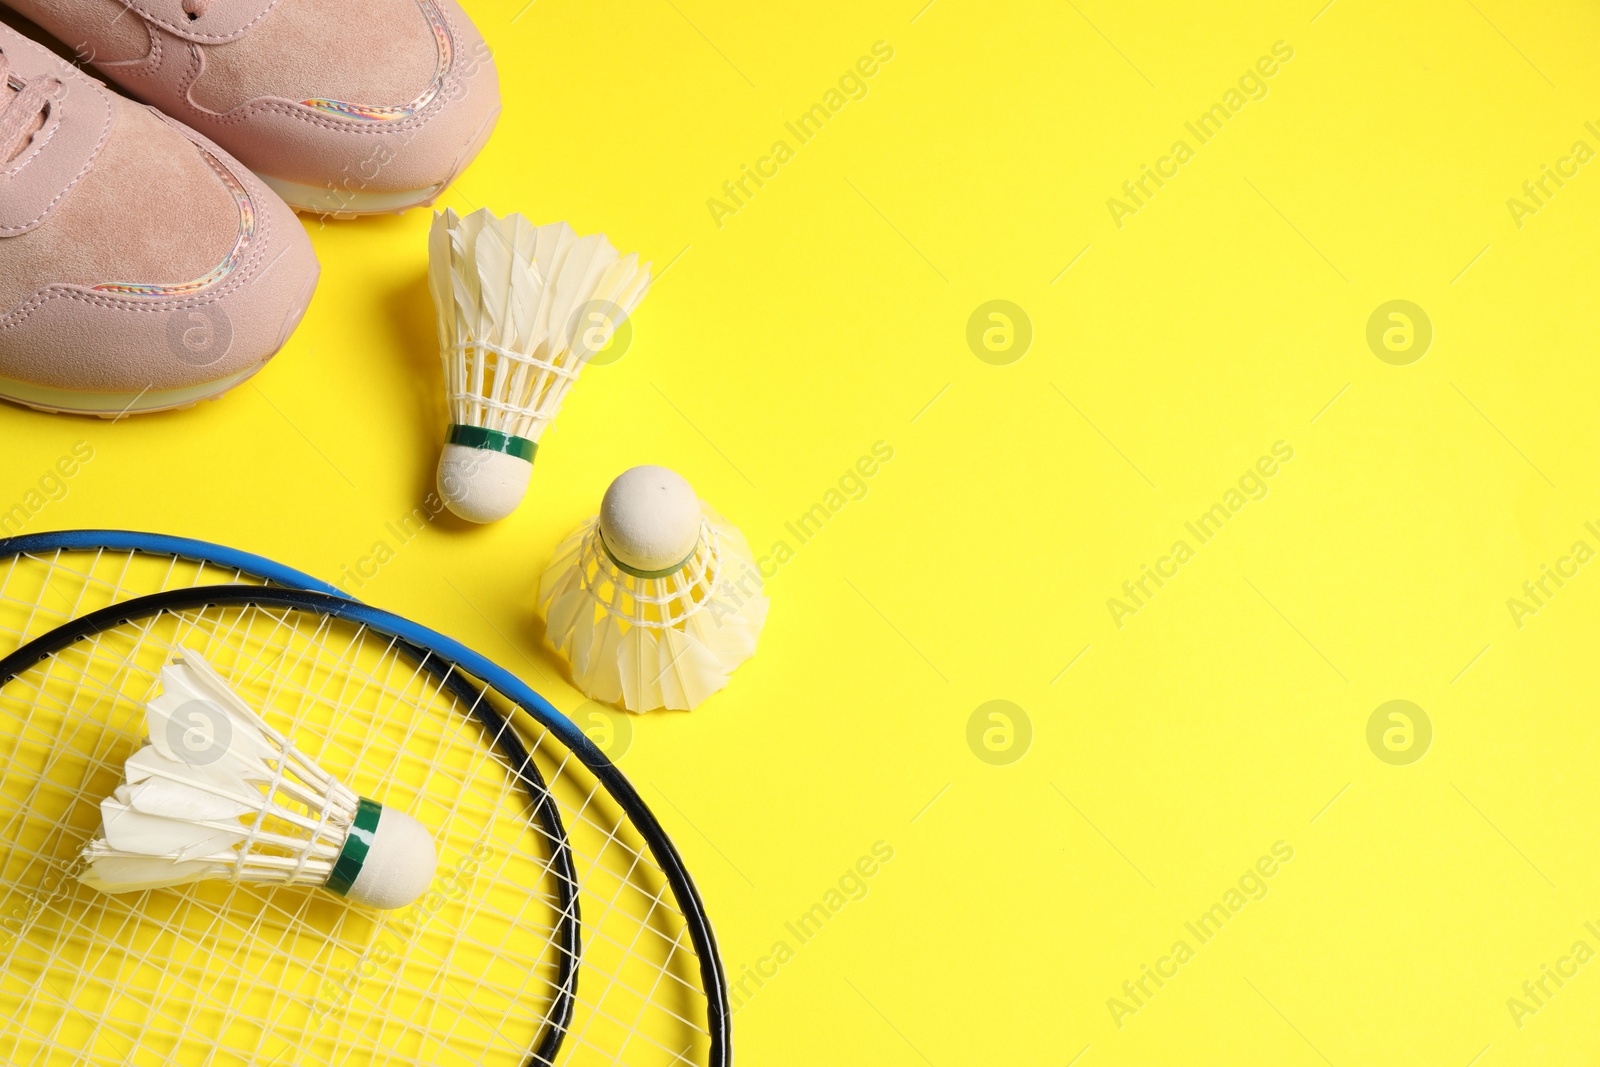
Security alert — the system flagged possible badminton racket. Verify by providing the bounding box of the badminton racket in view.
[0,561,728,1063]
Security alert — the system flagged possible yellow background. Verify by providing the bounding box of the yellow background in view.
[5,0,1600,1062]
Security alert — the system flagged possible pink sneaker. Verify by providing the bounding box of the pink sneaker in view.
[0,26,319,416]
[6,0,500,215]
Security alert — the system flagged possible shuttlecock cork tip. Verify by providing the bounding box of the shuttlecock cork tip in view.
[334,803,438,911]
[599,466,702,575]
[438,442,534,524]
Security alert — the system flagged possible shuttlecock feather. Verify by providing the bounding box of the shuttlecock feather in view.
[429,208,652,523]
[539,466,768,712]
[80,650,437,910]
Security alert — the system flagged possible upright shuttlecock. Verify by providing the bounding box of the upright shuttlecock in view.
[80,651,437,910]
[428,208,652,523]
[539,466,768,712]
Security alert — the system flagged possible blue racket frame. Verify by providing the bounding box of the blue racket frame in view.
[0,529,344,596]
[0,531,698,1066]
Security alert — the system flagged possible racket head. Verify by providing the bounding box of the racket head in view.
[0,580,730,1061]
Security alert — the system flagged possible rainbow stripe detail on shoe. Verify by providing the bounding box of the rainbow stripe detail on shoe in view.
[92,149,256,298]
[298,0,454,122]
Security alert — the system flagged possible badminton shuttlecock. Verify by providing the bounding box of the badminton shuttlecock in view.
[539,466,768,712]
[429,208,653,523]
[79,651,437,910]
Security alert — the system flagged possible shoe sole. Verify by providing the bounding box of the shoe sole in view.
[259,105,501,219]
[0,364,269,417]
[257,174,446,217]
[0,265,319,418]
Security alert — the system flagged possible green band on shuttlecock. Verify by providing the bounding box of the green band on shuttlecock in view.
[326,797,383,897]
[446,424,537,463]
[598,528,697,580]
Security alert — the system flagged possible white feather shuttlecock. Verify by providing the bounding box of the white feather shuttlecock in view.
[539,466,768,712]
[428,208,653,523]
[79,650,437,911]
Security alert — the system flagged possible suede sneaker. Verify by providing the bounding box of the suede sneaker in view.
[4,0,500,216]
[0,25,319,416]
